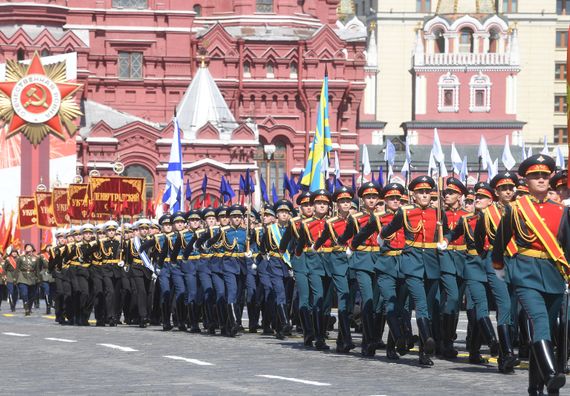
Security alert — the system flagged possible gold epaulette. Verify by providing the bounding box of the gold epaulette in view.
[401,204,415,210]
[221,225,231,232]
[98,237,108,242]
[290,216,301,224]
[327,216,338,224]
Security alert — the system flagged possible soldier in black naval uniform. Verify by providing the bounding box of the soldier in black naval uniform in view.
[100,221,122,326]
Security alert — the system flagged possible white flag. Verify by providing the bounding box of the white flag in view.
[541,135,549,155]
[501,136,516,171]
[521,140,527,160]
[459,156,468,184]
[401,137,411,179]
[361,144,371,176]
[488,157,498,180]
[478,136,489,170]
[450,143,463,175]
[253,169,262,211]
[428,150,437,177]
[555,146,566,170]
[527,146,533,158]
[334,151,341,177]
[432,128,445,163]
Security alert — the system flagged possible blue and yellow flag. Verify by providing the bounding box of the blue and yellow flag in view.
[301,72,333,191]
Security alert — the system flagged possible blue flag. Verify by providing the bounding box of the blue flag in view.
[201,174,208,195]
[259,173,269,203]
[271,182,278,204]
[239,174,245,193]
[352,174,356,192]
[378,165,384,187]
[283,173,294,198]
[248,169,255,194]
[220,176,235,203]
[326,178,334,193]
[185,179,192,201]
[335,177,343,189]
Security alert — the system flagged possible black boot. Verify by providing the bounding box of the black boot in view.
[261,304,274,335]
[313,310,330,351]
[300,307,314,347]
[418,339,434,366]
[386,314,407,356]
[176,300,187,331]
[532,340,566,395]
[336,311,356,353]
[360,310,377,357]
[440,313,458,359]
[416,317,435,356]
[162,302,173,331]
[188,302,201,333]
[386,332,399,360]
[497,324,520,374]
[275,304,292,340]
[556,317,570,374]
[478,317,499,356]
[217,303,228,336]
[226,303,240,337]
[45,297,51,315]
[247,303,258,333]
[24,302,31,316]
[528,349,545,396]
[519,310,531,359]
[466,309,485,363]
[205,303,216,335]
[374,312,386,349]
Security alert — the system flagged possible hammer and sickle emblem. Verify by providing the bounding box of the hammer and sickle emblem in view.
[24,85,48,109]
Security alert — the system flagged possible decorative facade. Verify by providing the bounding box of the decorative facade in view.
[401,0,525,146]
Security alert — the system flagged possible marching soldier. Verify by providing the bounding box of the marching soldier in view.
[493,154,569,395]
[259,200,294,340]
[127,219,154,328]
[350,183,409,360]
[296,189,334,351]
[15,244,40,316]
[440,177,469,359]
[38,245,53,315]
[67,224,96,325]
[314,186,356,353]
[90,225,106,326]
[100,221,122,326]
[338,181,383,357]
[4,246,19,312]
[379,176,447,366]
[279,191,314,346]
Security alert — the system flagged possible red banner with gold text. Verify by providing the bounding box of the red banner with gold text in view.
[67,184,89,221]
[35,191,57,228]
[89,176,146,219]
[18,196,37,229]
[52,188,69,226]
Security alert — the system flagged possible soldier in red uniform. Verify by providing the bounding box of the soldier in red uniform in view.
[313,186,356,353]
[337,181,383,357]
[379,176,448,366]
[493,154,569,395]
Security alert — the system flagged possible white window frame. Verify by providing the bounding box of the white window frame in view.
[438,72,460,113]
[469,72,491,112]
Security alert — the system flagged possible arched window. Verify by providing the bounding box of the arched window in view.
[124,164,154,203]
[488,29,500,53]
[17,48,25,61]
[193,4,202,17]
[41,48,50,57]
[254,141,287,199]
[266,62,274,78]
[243,61,251,78]
[290,62,298,79]
[256,0,273,13]
[434,29,445,53]
[469,72,492,112]
[438,72,460,112]
[459,28,474,53]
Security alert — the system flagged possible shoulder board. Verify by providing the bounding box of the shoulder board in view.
[99,237,108,242]
[401,205,415,210]
[221,226,231,232]
[302,217,314,225]
[327,216,338,224]
[352,212,365,220]
[291,216,301,223]
[463,213,477,220]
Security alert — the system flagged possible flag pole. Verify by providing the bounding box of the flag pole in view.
[567,25,570,187]
[476,156,482,183]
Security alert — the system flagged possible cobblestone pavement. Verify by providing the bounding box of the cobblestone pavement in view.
[0,303,551,395]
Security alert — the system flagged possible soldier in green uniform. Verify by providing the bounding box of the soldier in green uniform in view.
[4,246,19,312]
[38,246,53,314]
[16,243,41,316]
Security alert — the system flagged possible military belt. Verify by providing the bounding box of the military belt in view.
[187,256,200,260]
[406,241,438,249]
[104,259,120,264]
[356,246,380,252]
[213,253,224,258]
[382,250,402,256]
[466,249,478,256]
[518,248,549,260]
[133,258,143,265]
[448,245,467,251]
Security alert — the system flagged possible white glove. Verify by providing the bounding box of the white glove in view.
[245,250,253,258]
[288,269,294,278]
[151,273,158,281]
[251,263,257,271]
[377,235,384,247]
[118,260,125,267]
[346,247,353,258]
[264,254,270,261]
[436,241,448,251]
[495,268,505,281]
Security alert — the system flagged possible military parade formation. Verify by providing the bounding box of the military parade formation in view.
[0,154,569,396]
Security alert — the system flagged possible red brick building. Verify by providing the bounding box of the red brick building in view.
[0,0,373,206]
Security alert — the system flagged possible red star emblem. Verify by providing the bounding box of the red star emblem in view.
[0,52,81,142]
